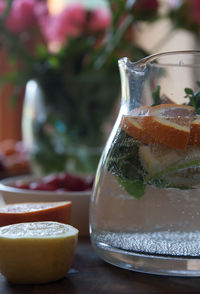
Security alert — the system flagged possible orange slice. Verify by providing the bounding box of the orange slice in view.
[121,106,154,144]
[141,104,195,150]
[189,117,200,146]
[0,201,72,227]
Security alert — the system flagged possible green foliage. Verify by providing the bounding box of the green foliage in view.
[184,81,200,114]
[152,85,162,106]
[116,177,146,199]
[0,0,153,86]
[168,1,200,37]
[106,128,147,198]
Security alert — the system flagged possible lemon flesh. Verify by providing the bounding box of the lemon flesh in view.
[139,144,200,188]
[0,221,78,284]
[140,144,200,175]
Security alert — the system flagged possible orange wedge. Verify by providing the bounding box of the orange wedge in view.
[141,104,195,150]
[0,201,72,227]
[121,106,154,144]
[189,117,200,146]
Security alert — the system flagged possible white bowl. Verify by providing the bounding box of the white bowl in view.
[0,175,91,236]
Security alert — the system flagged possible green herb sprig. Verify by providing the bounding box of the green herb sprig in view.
[106,128,147,199]
[152,85,162,106]
[185,81,200,114]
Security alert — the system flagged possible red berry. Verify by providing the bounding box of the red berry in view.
[42,174,60,190]
[29,182,57,191]
[59,173,87,191]
[14,172,94,192]
[14,182,30,190]
[69,177,87,191]
[85,175,95,190]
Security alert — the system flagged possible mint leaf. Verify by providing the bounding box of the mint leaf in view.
[185,88,194,95]
[116,177,146,199]
[107,129,146,181]
[106,129,147,199]
[152,85,161,106]
[184,82,200,113]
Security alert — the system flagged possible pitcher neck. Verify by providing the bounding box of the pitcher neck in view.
[118,57,147,112]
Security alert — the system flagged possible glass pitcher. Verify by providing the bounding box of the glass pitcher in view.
[90,50,200,276]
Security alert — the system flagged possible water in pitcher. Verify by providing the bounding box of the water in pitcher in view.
[90,129,200,257]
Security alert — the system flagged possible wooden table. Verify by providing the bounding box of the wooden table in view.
[1,236,200,294]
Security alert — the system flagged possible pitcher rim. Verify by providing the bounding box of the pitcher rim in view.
[118,50,200,70]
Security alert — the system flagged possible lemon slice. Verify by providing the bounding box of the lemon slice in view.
[0,221,78,284]
[140,144,200,176]
[139,144,200,188]
[189,117,200,146]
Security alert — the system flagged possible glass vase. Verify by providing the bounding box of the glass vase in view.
[22,70,119,175]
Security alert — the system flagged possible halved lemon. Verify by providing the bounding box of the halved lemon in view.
[0,221,78,284]
[141,104,195,149]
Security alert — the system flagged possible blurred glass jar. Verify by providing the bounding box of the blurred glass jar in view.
[22,72,119,175]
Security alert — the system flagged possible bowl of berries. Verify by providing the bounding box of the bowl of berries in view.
[0,173,94,235]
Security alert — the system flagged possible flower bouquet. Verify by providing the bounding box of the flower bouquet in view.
[0,0,160,175]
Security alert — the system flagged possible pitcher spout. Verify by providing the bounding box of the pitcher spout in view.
[118,56,147,111]
[118,56,147,73]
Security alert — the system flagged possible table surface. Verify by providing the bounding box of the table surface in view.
[1,236,200,294]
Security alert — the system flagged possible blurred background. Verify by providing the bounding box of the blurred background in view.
[0,0,199,178]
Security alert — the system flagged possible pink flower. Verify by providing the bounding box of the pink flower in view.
[58,3,86,37]
[87,8,111,33]
[134,0,159,13]
[0,0,5,14]
[6,0,36,33]
[188,0,200,25]
[34,1,48,19]
[38,15,56,43]
[39,3,86,45]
